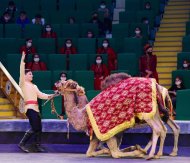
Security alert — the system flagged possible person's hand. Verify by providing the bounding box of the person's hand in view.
[21,51,26,62]
[48,94,55,99]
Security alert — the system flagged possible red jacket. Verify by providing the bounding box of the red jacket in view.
[59,47,77,54]
[91,64,109,90]
[97,47,117,71]
[41,32,57,38]
[20,46,37,55]
[26,62,47,71]
[139,54,158,83]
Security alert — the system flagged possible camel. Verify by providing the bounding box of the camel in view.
[53,73,179,159]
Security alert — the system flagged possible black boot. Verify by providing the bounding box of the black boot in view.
[18,130,33,153]
[34,132,45,152]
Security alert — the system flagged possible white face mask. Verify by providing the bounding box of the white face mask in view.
[34,58,39,62]
[46,27,51,32]
[96,60,102,64]
[175,81,181,85]
[26,42,32,47]
[4,16,10,21]
[66,43,72,48]
[135,30,141,34]
[102,43,108,48]
[100,5,106,9]
[183,64,188,68]
[61,77,66,81]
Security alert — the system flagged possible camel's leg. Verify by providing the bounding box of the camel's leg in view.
[167,119,180,156]
[143,138,152,153]
[145,118,161,160]
[106,136,144,158]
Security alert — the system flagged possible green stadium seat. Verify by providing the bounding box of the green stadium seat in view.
[48,54,67,71]
[79,23,99,37]
[75,0,94,11]
[0,0,22,9]
[52,70,73,85]
[59,0,76,11]
[5,24,22,38]
[117,53,139,76]
[40,90,62,119]
[32,71,52,90]
[125,0,141,11]
[0,24,4,38]
[0,38,18,65]
[136,11,155,28]
[51,24,61,36]
[24,24,42,39]
[73,70,94,91]
[6,53,21,83]
[119,12,137,23]
[88,53,108,69]
[37,38,56,54]
[172,70,190,89]
[77,38,96,54]
[40,0,57,11]
[49,11,66,24]
[177,52,190,69]
[21,0,40,11]
[86,90,101,101]
[176,89,190,120]
[61,24,79,38]
[186,21,190,35]
[182,36,190,52]
[122,38,143,57]
[69,54,88,70]
[112,23,130,38]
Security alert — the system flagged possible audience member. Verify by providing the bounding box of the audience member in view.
[16,11,30,28]
[41,24,57,38]
[181,59,190,70]
[32,14,45,26]
[139,44,158,82]
[26,53,47,71]
[97,39,117,71]
[144,1,151,10]
[168,76,185,116]
[68,17,76,24]
[59,39,77,55]
[53,72,67,119]
[133,27,143,38]
[5,1,18,20]
[91,55,109,90]
[86,30,95,38]
[0,11,14,24]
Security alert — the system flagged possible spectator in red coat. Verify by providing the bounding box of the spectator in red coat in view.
[20,38,37,61]
[139,44,158,83]
[53,72,67,119]
[97,39,117,71]
[41,24,57,38]
[59,39,77,54]
[91,55,109,90]
[26,53,47,71]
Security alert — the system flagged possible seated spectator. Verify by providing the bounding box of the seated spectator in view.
[0,11,14,24]
[26,53,47,71]
[20,38,37,61]
[86,30,95,38]
[168,76,185,116]
[53,72,67,119]
[41,24,57,38]
[5,1,18,20]
[181,59,190,70]
[141,17,150,34]
[32,14,45,26]
[144,1,151,10]
[16,11,30,28]
[97,39,117,71]
[89,12,104,36]
[59,39,77,54]
[133,27,143,38]
[139,44,158,82]
[68,17,76,24]
[97,0,112,34]
[91,55,109,90]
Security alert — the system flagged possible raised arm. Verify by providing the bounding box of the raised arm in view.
[19,51,26,87]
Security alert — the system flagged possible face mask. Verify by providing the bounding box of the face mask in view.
[100,5,106,9]
[66,43,72,48]
[144,20,149,24]
[183,64,188,68]
[148,52,152,55]
[175,81,181,85]
[46,27,51,32]
[34,58,39,62]
[61,77,66,81]
[135,30,141,34]
[88,34,93,38]
[4,16,10,21]
[96,60,102,64]
[103,43,108,48]
[26,42,32,47]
